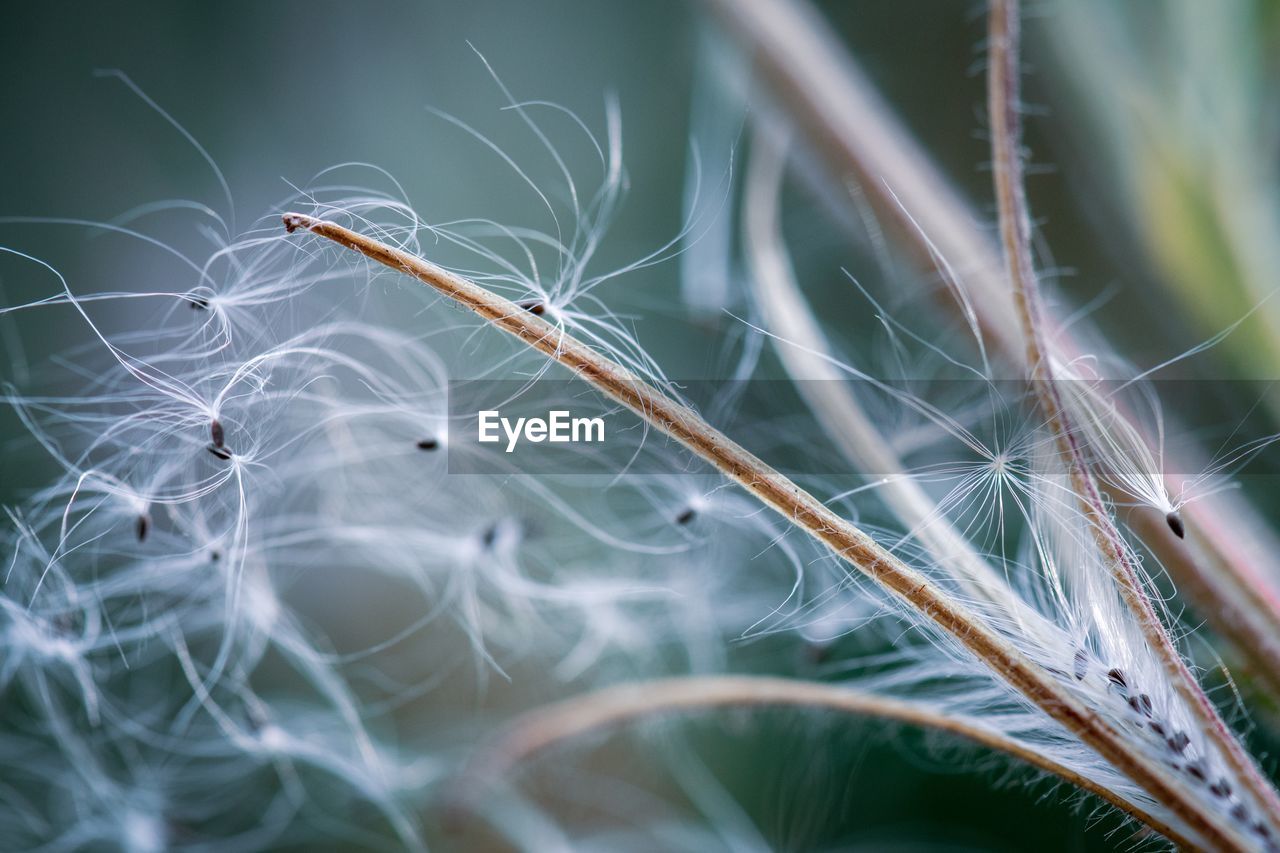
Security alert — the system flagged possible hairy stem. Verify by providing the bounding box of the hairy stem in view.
[987,0,1280,828]
[456,675,1192,847]
[702,0,1280,709]
[285,211,1251,849]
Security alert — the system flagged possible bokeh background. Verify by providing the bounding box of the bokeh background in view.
[3,1,1278,850]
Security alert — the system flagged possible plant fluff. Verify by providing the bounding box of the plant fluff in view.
[2,0,1280,850]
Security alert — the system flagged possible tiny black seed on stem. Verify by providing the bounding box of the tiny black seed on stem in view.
[675,508,696,525]
[516,299,545,316]
[417,438,439,451]
[1072,649,1088,680]
[1165,510,1185,539]
[211,419,225,448]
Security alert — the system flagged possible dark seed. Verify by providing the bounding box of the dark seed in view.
[416,438,439,451]
[675,508,696,525]
[207,444,232,461]
[1210,778,1232,798]
[480,524,499,548]
[1149,721,1166,737]
[189,296,209,310]
[516,299,546,316]
[1166,510,1185,539]
[804,641,832,665]
[1073,649,1088,680]
[211,419,225,448]
[1167,731,1190,754]
[1185,761,1207,782]
[210,550,222,563]
[1106,668,1128,691]
[136,515,150,542]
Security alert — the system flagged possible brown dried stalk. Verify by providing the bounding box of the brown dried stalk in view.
[283,211,1251,849]
[701,0,1280,714]
[455,675,1190,847]
[987,0,1280,826]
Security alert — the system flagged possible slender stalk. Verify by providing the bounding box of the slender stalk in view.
[284,211,1251,849]
[454,675,1192,848]
[700,0,1280,708]
[987,0,1280,828]
[743,122,1020,613]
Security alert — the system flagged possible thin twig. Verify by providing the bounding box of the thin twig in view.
[987,0,1280,829]
[455,675,1191,847]
[283,211,1251,849]
[700,0,1280,709]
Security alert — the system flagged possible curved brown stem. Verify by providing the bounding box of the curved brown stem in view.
[454,675,1192,848]
[284,211,1252,849]
[987,0,1280,830]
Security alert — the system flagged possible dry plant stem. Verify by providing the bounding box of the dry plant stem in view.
[702,0,1280,707]
[700,0,1020,358]
[744,124,1021,615]
[459,675,1192,847]
[987,0,1280,826]
[284,212,1252,850]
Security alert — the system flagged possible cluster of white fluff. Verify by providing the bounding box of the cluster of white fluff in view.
[0,60,1275,851]
[0,76,858,850]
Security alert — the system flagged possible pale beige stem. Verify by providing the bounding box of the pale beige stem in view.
[743,123,1022,615]
[284,212,1250,849]
[987,0,1280,829]
[456,675,1191,848]
[700,0,1280,709]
